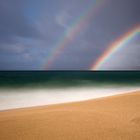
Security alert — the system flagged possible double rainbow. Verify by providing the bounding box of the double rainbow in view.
[43,0,109,69]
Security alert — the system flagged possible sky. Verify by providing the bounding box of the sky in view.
[0,0,140,70]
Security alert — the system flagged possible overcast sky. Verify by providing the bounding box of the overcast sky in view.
[0,0,140,70]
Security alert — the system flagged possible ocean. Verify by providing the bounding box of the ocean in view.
[0,71,140,110]
[0,71,140,88]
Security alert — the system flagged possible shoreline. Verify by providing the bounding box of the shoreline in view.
[0,89,140,112]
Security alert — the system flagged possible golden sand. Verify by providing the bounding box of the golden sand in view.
[0,91,140,140]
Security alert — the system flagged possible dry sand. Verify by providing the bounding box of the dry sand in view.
[0,91,140,140]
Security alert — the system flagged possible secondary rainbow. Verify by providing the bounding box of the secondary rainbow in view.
[43,0,109,69]
[91,25,140,70]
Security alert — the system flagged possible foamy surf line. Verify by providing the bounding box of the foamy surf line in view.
[0,86,140,111]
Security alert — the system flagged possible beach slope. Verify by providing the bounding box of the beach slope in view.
[0,91,140,140]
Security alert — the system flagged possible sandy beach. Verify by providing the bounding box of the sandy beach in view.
[0,91,140,140]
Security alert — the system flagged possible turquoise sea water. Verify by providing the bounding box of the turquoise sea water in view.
[0,71,140,88]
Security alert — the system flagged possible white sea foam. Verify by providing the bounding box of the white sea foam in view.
[0,86,140,111]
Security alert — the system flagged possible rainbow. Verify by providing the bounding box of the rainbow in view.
[43,0,109,69]
[91,25,140,70]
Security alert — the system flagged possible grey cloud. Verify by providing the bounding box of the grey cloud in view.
[0,0,140,70]
[0,0,40,44]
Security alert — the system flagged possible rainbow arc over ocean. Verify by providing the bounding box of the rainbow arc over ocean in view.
[91,25,140,70]
[42,0,140,71]
[43,0,109,69]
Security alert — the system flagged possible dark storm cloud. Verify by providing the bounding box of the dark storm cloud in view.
[0,0,43,70]
[0,0,40,44]
[0,0,140,70]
